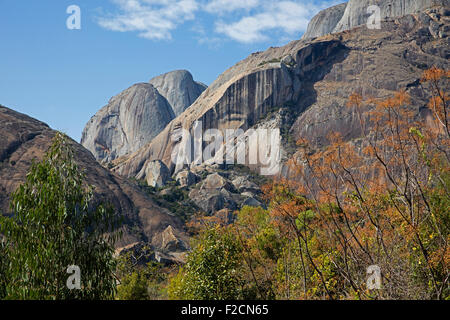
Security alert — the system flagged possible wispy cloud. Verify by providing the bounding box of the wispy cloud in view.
[204,0,260,13]
[97,0,199,40]
[97,0,339,43]
[216,1,316,43]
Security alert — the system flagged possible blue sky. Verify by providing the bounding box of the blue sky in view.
[0,0,339,142]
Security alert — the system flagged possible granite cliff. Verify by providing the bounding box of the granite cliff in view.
[302,0,449,40]
[81,70,206,163]
[150,70,207,117]
[110,3,449,184]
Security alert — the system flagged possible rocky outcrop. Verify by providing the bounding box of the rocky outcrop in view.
[160,225,186,252]
[188,189,231,214]
[136,159,170,188]
[232,176,260,194]
[81,83,175,163]
[150,70,207,117]
[112,5,449,195]
[182,169,267,214]
[0,105,188,256]
[81,70,206,163]
[200,173,234,191]
[175,170,197,187]
[112,39,345,179]
[242,197,263,208]
[333,0,446,33]
[302,0,447,40]
[188,173,236,214]
[115,239,186,265]
[291,8,449,151]
[302,3,347,39]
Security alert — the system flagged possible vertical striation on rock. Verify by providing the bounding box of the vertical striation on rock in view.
[112,4,449,184]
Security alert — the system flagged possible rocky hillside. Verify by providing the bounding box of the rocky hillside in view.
[302,0,448,39]
[110,3,449,185]
[81,70,206,163]
[0,105,188,263]
[2,0,449,269]
[333,0,447,33]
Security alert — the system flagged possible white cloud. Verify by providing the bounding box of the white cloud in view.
[204,0,260,13]
[97,0,199,40]
[97,0,340,43]
[215,1,328,43]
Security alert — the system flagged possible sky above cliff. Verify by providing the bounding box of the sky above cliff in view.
[0,0,339,142]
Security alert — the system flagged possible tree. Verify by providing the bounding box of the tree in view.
[116,272,149,300]
[283,67,449,299]
[168,226,243,300]
[166,67,448,300]
[0,132,121,299]
[115,250,168,300]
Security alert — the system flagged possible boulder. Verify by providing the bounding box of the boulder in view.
[281,54,296,66]
[242,197,263,208]
[241,191,255,198]
[137,160,170,188]
[201,173,234,191]
[175,170,197,187]
[188,188,237,214]
[232,176,260,193]
[161,225,185,252]
[153,251,177,265]
[158,188,173,197]
[429,20,441,38]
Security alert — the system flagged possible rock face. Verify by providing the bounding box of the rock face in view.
[150,70,207,117]
[302,0,447,40]
[81,83,175,163]
[136,160,170,188]
[81,70,206,163]
[112,5,449,192]
[112,39,346,179]
[0,105,188,255]
[333,0,446,33]
[291,7,450,151]
[175,170,197,187]
[232,176,260,193]
[302,3,347,39]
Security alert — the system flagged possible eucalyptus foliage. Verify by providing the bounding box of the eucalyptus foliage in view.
[0,132,122,299]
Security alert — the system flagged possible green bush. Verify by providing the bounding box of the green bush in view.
[168,226,243,300]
